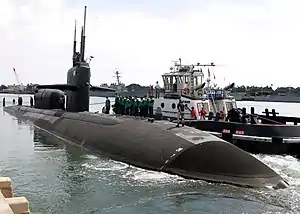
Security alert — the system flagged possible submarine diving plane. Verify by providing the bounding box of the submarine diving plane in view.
[4,6,289,190]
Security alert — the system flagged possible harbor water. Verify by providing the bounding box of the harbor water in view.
[1,94,300,214]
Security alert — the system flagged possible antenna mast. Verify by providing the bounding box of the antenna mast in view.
[72,20,77,66]
[113,70,122,85]
[80,6,87,62]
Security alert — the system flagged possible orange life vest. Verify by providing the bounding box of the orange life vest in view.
[191,109,196,118]
[200,109,206,116]
[220,111,225,119]
[183,88,190,94]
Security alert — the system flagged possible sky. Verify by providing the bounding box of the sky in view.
[1,0,300,88]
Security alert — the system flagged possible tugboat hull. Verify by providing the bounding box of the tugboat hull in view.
[185,119,300,157]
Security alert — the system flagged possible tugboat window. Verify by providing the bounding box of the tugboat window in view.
[232,102,237,108]
[226,102,234,111]
[161,103,165,108]
[185,76,189,84]
[202,103,209,111]
[172,103,176,109]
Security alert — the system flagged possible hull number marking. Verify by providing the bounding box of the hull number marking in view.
[235,130,245,135]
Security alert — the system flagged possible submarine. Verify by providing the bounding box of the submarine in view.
[4,6,289,189]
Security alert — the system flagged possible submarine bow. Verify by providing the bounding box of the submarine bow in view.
[4,105,289,189]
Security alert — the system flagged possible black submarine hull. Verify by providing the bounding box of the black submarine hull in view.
[4,105,288,189]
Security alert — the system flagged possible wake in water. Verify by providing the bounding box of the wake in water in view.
[254,154,300,212]
[79,153,300,213]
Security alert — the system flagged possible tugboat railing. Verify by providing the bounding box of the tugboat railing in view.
[245,113,284,125]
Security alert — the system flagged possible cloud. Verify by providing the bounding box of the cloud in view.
[0,0,300,88]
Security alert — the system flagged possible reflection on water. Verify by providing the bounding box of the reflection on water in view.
[1,95,300,213]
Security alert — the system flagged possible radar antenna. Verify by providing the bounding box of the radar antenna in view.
[113,70,122,85]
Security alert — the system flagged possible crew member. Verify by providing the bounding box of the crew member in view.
[155,81,160,98]
[12,99,15,105]
[149,85,154,97]
[114,96,119,114]
[148,97,154,117]
[219,107,226,120]
[139,97,145,117]
[145,98,149,117]
[120,97,125,115]
[190,106,197,119]
[118,97,122,115]
[59,97,65,110]
[105,97,111,114]
[17,96,23,106]
[30,97,34,107]
[219,110,225,120]
[130,98,136,116]
[200,107,206,120]
[176,99,185,127]
[125,97,130,115]
[134,96,139,116]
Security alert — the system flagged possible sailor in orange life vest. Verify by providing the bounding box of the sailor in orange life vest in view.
[190,107,197,119]
[183,87,189,94]
[176,99,185,127]
[219,110,225,120]
[200,107,207,120]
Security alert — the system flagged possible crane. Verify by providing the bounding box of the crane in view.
[12,68,23,92]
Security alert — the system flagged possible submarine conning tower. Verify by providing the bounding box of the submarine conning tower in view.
[67,6,90,112]
[34,6,115,112]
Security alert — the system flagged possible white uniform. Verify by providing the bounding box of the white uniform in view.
[155,82,160,98]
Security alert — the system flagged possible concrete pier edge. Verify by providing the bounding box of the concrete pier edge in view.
[0,177,31,214]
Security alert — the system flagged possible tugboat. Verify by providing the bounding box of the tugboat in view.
[153,59,300,157]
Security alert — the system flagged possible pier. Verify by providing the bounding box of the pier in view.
[0,177,30,214]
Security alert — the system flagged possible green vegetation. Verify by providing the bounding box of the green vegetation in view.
[232,85,300,96]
